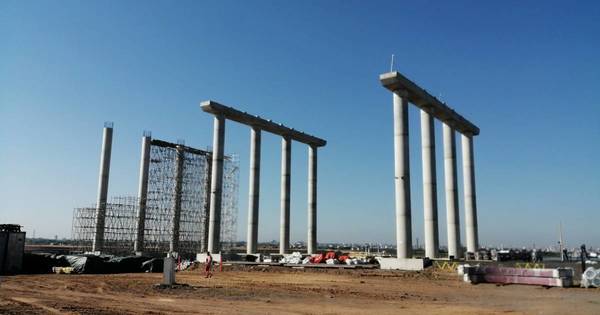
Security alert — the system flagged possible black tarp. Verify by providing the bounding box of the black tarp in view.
[22,253,163,274]
[141,258,164,273]
[22,253,69,274]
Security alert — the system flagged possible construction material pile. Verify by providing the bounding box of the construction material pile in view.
[279,251,367,265]
[460,265,573,287]
[279,252,303,264]
[581,267,600,288]
[490,249,534,262]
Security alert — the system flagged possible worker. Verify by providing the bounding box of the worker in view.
[205,252,213,278]
[580,244,588,273]
[562,248,570,262]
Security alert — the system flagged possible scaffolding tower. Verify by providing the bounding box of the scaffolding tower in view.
[72,139,239,257]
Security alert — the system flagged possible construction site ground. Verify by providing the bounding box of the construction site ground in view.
[1,265,599,314]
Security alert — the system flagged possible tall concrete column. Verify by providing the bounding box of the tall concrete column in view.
[280,136,291,254]
[170,145,185,253]
[134,133,151,254]
[208,115,225,253]
[461,133,479,253]
[443,123,461,259]
[247,127,261,254]
[92,123,113,253]
[307,145,317,254]
[420,110,439,258]
[392,91,412,259]
[201,154,212,253]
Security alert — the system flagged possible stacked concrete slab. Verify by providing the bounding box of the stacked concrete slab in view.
[462,265,574,287]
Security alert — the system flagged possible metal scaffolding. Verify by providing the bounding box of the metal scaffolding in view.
[72,139,239,257]
[72,196,138,256]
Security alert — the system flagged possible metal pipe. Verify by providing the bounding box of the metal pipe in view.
[208,115,225,253]
[247,127,261,254]
[279,136,291,254]
[92,123,113,253]
[134,132,151,254]
[393,91,412,259]
[421,110,439,258]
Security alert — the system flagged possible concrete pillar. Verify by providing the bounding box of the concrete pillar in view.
[163,254,176,285]
[247,127,261,254]
[307,145,317,254]
[201,154,212,253]
[208,115,225,253]
[170,145,184,253]
[420,110,439,258]
[392,91,412,259]
[443,123,461,259]
[280,136,291,254]
[134,133,151,254]
[461,133,479,253]
[92,123,113,253]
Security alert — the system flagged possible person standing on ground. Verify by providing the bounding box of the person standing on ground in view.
[205,252,213,278]
[562,248,570,262]
[580,244,588,272]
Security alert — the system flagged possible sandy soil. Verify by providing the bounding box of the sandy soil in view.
[1,266,599,314]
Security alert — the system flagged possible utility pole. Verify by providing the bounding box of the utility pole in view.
[559,222,565,262]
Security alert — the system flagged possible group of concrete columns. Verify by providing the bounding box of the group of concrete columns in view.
[206,116,319,255]
[392,92,478,259]
[94,116,319,256]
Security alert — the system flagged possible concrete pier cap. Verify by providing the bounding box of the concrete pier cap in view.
[200,100,327,147]
[379,72,480,136]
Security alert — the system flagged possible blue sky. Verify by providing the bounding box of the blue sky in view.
[1,1,599,248]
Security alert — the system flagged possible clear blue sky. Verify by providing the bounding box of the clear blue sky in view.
[1,1,599,248]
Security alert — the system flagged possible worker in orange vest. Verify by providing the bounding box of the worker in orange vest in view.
[205,252,213,278]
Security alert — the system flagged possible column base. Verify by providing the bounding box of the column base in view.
[377,257,431,271]
[163,256,176,285]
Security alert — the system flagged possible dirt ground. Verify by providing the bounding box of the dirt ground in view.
[1,266,599,314]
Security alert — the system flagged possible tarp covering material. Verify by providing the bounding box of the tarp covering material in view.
[63,255,154,274]
[581,267,600,288]
[22,253,69,274]
[325,259,338,265]
[22,253,163,274]
[280,252,303,264]
[309,254,324,264]
[324,252,337,260]
[141,258,164,273]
